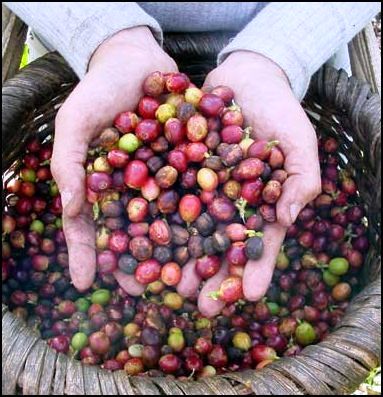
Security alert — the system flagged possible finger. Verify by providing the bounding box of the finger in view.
[198,261,229,318]
[243,223,286,301]
[276,125,321,227]
[176,258,201,298]
[276,171,321,227]
[63,203,96,291]
[114,270,146,296]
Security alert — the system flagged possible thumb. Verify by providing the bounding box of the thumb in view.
[51,112,90,218]
[51,159,86,218]
[276,173,321,227]
[198,261,229,318]
[243,223,286,301]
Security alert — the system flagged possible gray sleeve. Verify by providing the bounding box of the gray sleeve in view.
[4,2,163,78]
[218,2,381,100]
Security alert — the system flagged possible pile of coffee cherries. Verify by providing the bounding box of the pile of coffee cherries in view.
[85,71,286,302]
[2,71,369,379]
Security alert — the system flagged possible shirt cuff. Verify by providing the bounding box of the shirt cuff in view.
[218,2,380,100]
[66,3,163,77]
[4,2,163,78]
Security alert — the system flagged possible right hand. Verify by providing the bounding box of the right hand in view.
[177,51,321,317]
[51,26,178,294]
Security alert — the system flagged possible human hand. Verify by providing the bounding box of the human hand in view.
[51,26,177,293]
[177,51,321,317]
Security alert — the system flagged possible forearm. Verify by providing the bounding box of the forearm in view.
[218,2,380,99]
[4,2,163,78]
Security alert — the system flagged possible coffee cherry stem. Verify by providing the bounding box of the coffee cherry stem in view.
[243,127,253,140]
[188,368,196,379]
[345,224,357,240]
[93,202,100,221]
[227,104,242,112]
[235,299,246,306]
[69,347,80,359]
[87,147,105,157]
[313,258,328,269]
[345,234,354,244]
[245,230,264,238]
[235,198,248,223]
[266,140,280,149]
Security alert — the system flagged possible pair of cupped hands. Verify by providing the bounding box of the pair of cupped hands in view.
[52,27,321,317]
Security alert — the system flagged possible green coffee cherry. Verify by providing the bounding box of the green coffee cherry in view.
[118,133,141,153]
[49,182,59,196]
[91,289,111,306]
[168,329,185,352]
[323,270,340,287]
[75,297,90,312]
[128,344,144,358]
[276,251,289,270]
[71,332,88,350]
[266,302,280,316]
[30,219,44,234]
[232,332,251,351]
[328,257,349,276]
[195,318,211,330]
[155,104,176,123]
[295,322,316,346]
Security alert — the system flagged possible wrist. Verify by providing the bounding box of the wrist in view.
[89,26,160,70]
[223,51,290,87]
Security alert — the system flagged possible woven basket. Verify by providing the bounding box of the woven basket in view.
[2,33,381,395]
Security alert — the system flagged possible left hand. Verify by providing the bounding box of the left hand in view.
[51,27,178,293]
[177,51,321,317]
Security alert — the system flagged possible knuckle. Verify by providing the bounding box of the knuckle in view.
[50,157,60,180]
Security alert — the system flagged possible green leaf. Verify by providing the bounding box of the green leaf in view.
[19,44,29,69]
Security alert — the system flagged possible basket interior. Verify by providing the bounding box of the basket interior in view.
[2,41,381,395]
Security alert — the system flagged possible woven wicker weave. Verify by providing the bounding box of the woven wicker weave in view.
[2,33,381,395]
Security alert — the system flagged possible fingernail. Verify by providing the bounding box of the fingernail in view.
[61,190,73,209]
[289,204,302,223]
